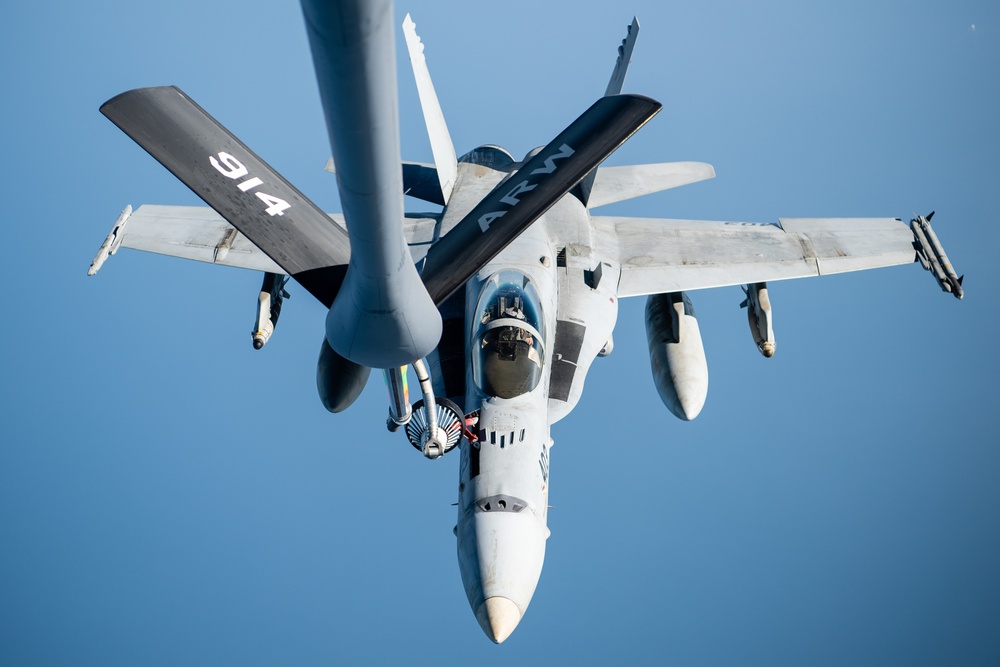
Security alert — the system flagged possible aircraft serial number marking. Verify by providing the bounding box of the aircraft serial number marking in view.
[209,152,291,217]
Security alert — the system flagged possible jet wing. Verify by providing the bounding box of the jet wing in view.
[89,204,440,275]
[88,204,283,274]
[594,216,916,297]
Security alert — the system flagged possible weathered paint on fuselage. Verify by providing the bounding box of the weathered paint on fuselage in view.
[431,147,622,640]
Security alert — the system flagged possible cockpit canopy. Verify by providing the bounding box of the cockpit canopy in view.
[473,271,546,399]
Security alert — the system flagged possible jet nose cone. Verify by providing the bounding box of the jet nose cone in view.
[475,596,522,644]
[458,509,547,643]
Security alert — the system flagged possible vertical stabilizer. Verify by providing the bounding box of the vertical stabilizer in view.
[605,17,639,96]
[577,17,641,207]
[402,13,458,205]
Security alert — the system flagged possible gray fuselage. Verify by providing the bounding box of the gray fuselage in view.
[428,146,620,641]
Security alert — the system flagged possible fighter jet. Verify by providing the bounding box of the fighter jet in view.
[88,0,963,644]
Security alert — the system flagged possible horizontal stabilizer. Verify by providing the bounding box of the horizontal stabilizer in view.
[421,94,662,304]
[402,162,446,205]
[100,86,351,307]
[587,161,716,208]
[325,159,445,205]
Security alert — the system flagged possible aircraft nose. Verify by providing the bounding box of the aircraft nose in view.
[457,507,547,643]
[476,596,522,644]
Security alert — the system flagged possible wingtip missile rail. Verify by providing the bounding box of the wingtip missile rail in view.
[87,205,133,276]
[911,212,964,299]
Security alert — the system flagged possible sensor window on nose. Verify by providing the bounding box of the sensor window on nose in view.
[476,495,527,513]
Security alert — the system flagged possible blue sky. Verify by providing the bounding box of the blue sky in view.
[2,0,998,664]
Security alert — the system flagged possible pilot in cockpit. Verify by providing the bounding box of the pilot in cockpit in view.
[473,273,546,399]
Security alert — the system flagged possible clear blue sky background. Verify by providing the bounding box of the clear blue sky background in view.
[2,0,998,664]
